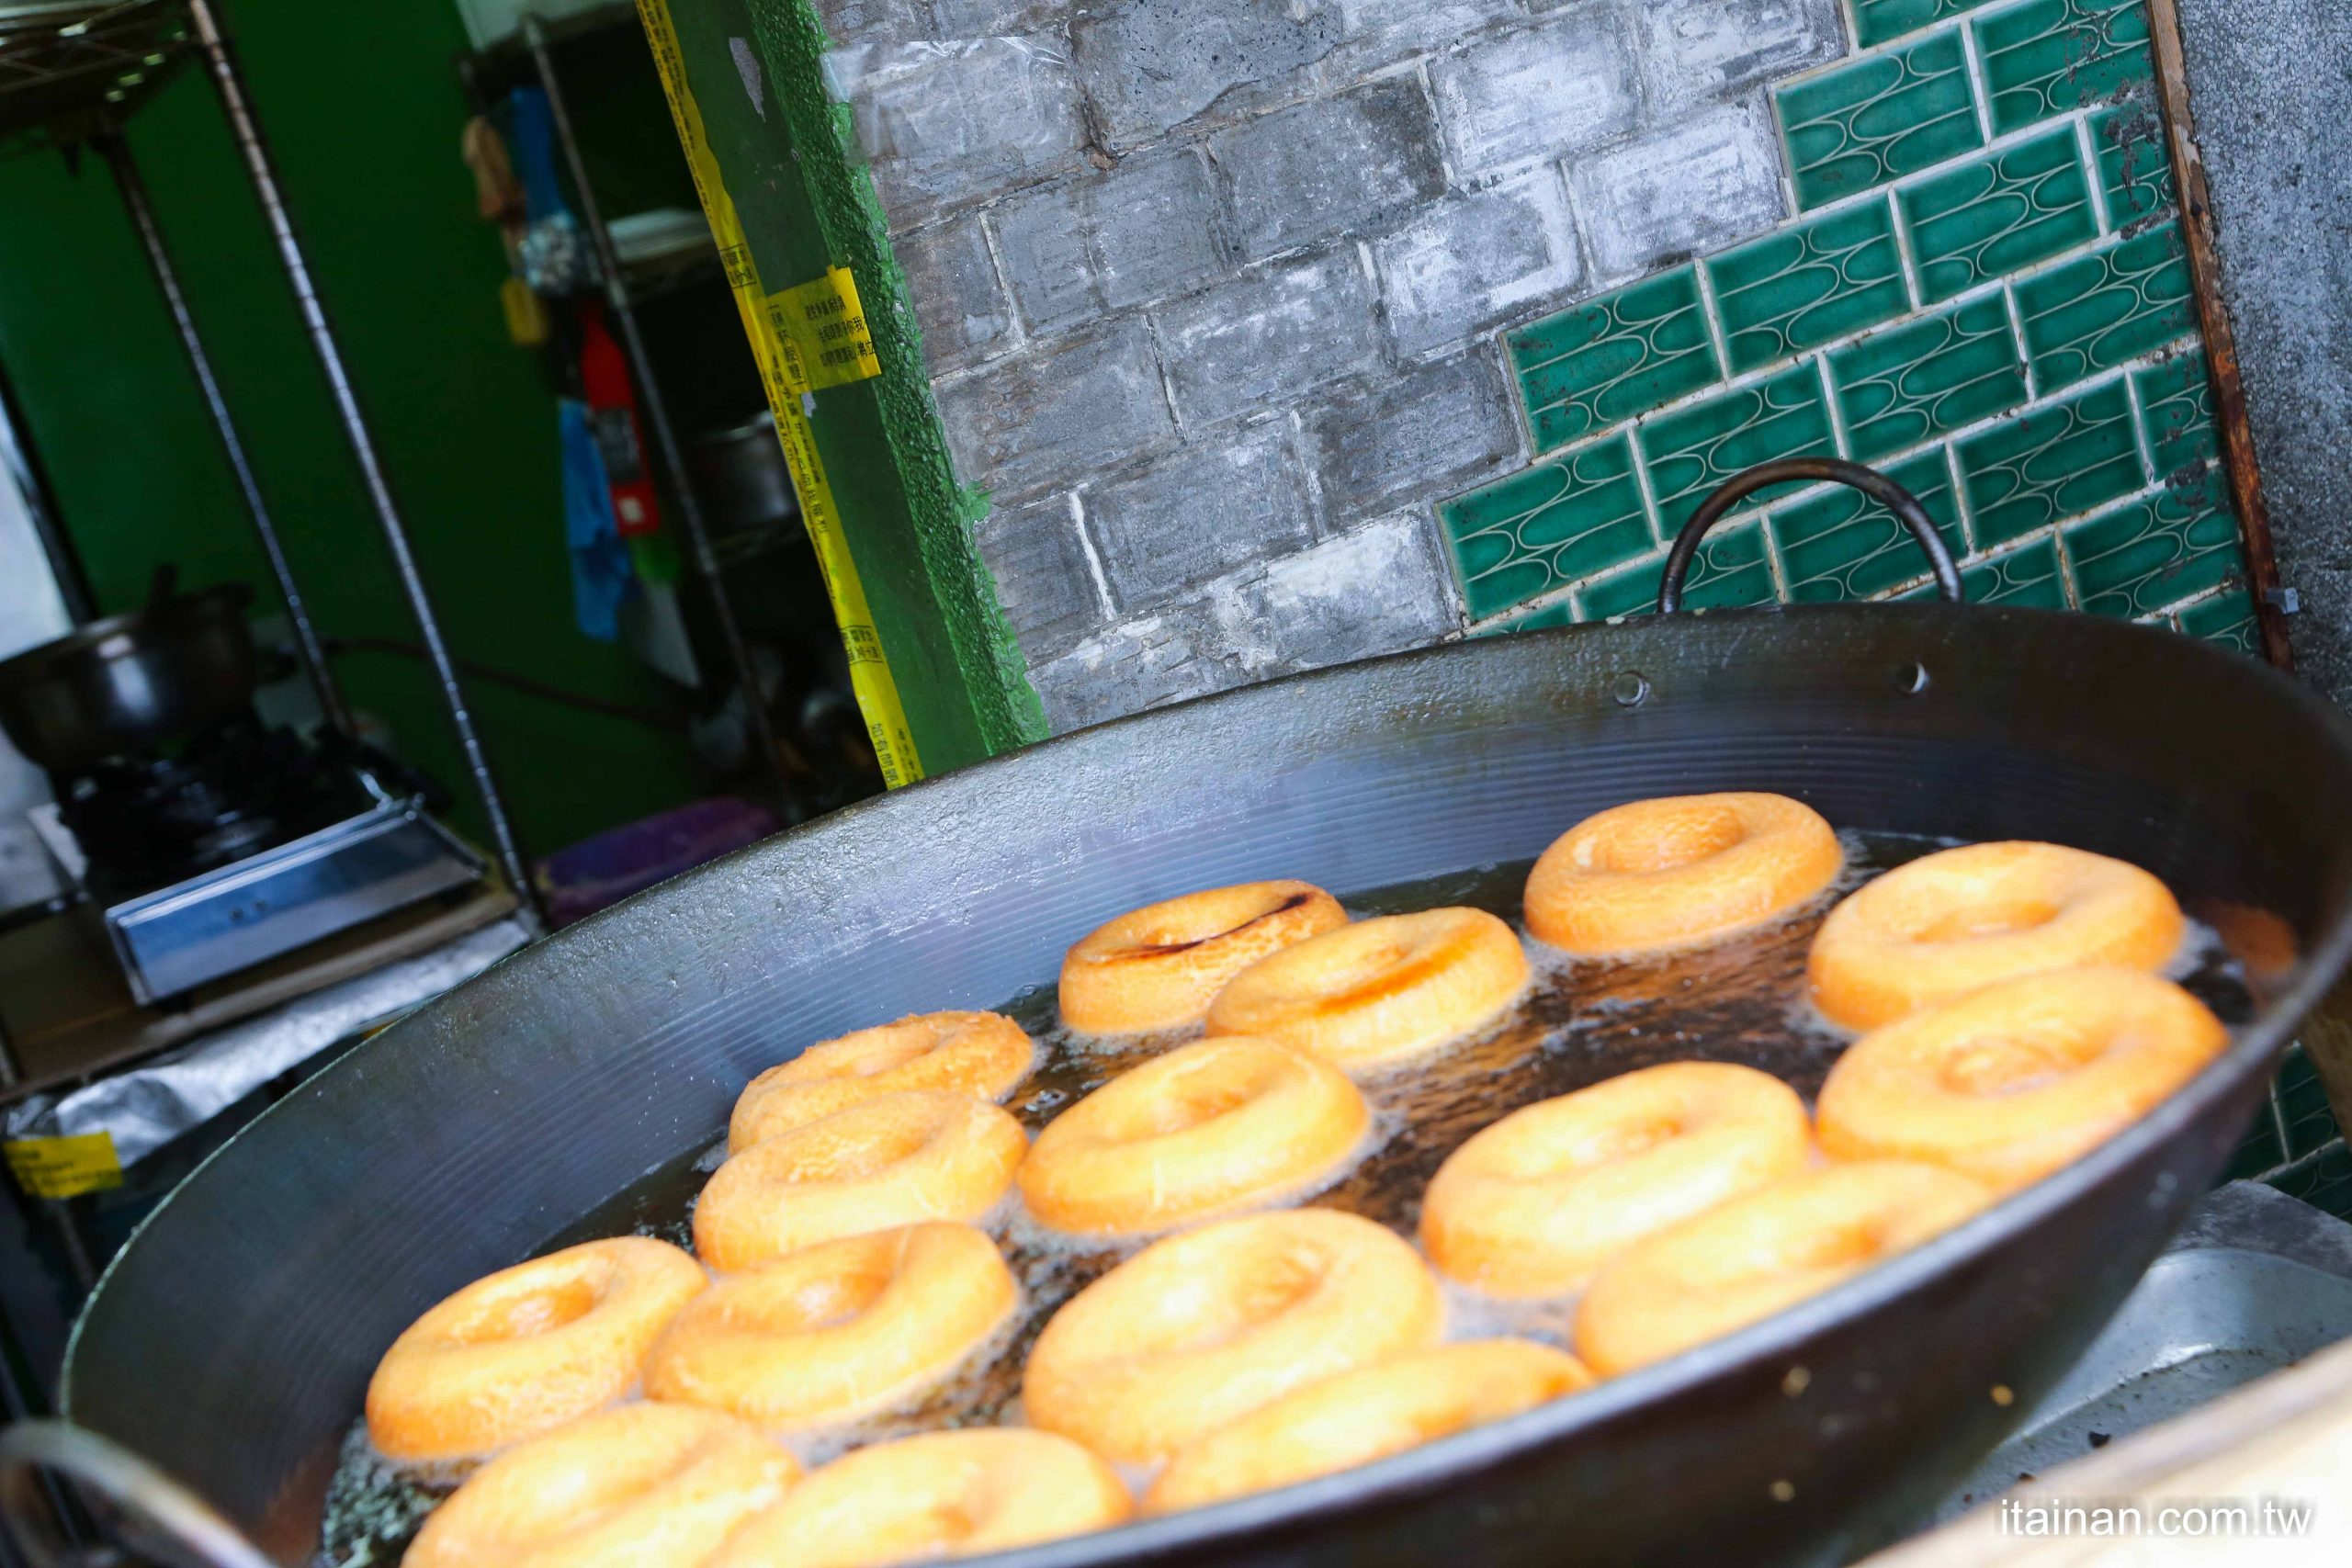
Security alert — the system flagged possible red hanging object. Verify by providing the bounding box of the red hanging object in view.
[579,299,663,537]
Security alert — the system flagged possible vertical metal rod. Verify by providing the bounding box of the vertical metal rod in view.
[521,14,794,800]
[92,130,356,740]
[183,0,545,931]
[42,1206,94,1298]
[0,356,96,626]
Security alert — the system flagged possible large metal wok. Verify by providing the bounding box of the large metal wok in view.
[21,466,2352,1565]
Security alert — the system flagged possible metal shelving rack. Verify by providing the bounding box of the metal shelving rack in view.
[457,2,794,801]
[0,0,547,930]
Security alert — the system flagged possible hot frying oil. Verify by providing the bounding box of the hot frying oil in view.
[314,833,2258,1564]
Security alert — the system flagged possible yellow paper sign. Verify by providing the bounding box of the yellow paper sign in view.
[768,268,882,391]
[5,1132,124,1200]
[637,0,922,789]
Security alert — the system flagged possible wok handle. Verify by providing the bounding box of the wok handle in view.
[0,1420,273,1568]
[1657,457,1965,614]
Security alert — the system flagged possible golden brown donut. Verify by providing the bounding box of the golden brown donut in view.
[1059,881,1349,1034]
[1144,1339,1590,1515]
[1523,794,1843,956]
[366,1237,707,1462]
[1017,1037,1370,1235]
[1022,1208,1442,1466]
[694,1092,1024,1272]
[707,1429,1131,1567]
[729,1012,1035,1152]
[645,1223,1015,1431]
[1808,840,2185,1030]
[1419,1062,1812,1298]
[1204,908,1529,1073]
[404,1402,796,1568]
[1815,967,2229,1191]
[1575,1162,1994,1376]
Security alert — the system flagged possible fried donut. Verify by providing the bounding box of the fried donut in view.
[1816,967,2228,1192]
[1023,1208,1442,1465]
[694,1093,1024,1272]
[645,1223,1015,1431]
[1524,794,1843,956]
[1144,1339,1590,1516]
[707,1429,1130,1567]
[730,1012,1035,1152]
[1059,881,1349,1034]
[1018,1037,1370,1235]
[1204,908,1529,1073]
[1575,1162,1993,1376]
[1808,841,2185,1030]
[367,1237,707,1461]
[1419,1062,1812,1298]
[405,1403,796,1568]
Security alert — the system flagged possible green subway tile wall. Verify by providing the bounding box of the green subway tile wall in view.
[1898,128,2099,303]
[1445,0,2255,657]
[1974,0,2153,137]
[1508,268,1721,454]
[1706,198,1910,376]
[1779,28,1984,211]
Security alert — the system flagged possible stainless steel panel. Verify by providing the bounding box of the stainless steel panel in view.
[107,802,484,1002]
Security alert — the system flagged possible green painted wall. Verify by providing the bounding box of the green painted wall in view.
[673,0,1046,764]
[0,0,702,855]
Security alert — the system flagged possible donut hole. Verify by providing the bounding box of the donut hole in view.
[1793,1214,1897,1271]
[1123,889,1313,956]
[1906,894,2063,944]
[1936,1028,2098,1096]
[1158,1248,1323,1354]
[440,1264,609,1345]
[776,1111,943,1181]
[1125,1051,1284,1138]
[780,1264,893,1333]
[820,1032,942,1079]
[1577,806,1747,875]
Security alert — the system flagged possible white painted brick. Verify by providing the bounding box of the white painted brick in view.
[933,0,1066,32]
[849,36,1090,218]
[1428,10,1640,177]
[1302,353,1521,525]
[1215,79,1447,261]
[974,492,1108,661]
[1070,0,1339,152]
[990,148,1229,336]
[1634,0,1849,118]
[897,218,1013,372]
[1029,513,1463,730]
[1085,423,1316,611]
[1154,249,1384,429]
[1374,170,1583,358]
[1314,0,1526,73]
[935,321,1177,495]
[812,0,933,47]
[1568,102,1788,280]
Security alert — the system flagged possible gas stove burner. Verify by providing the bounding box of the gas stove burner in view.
[53,710,373,895]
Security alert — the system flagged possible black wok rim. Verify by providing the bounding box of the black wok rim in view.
[56,601,2352,1562]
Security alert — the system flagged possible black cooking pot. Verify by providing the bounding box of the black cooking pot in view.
[0,570,259,775]
[23,467,2352,1566]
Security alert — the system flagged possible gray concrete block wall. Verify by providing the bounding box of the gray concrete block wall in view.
[818,0,1849,731]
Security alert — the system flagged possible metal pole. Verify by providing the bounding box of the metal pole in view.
[0,358,96,626]
[521,14,794,801]
[92,129,356,741]
[182,0,544,932]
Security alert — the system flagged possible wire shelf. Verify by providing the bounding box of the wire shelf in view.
[2225,1042,2352,1217]
[0,0,190,150]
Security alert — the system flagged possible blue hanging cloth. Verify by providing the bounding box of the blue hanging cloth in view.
[560,398,634,641]
[508,86,594,294]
